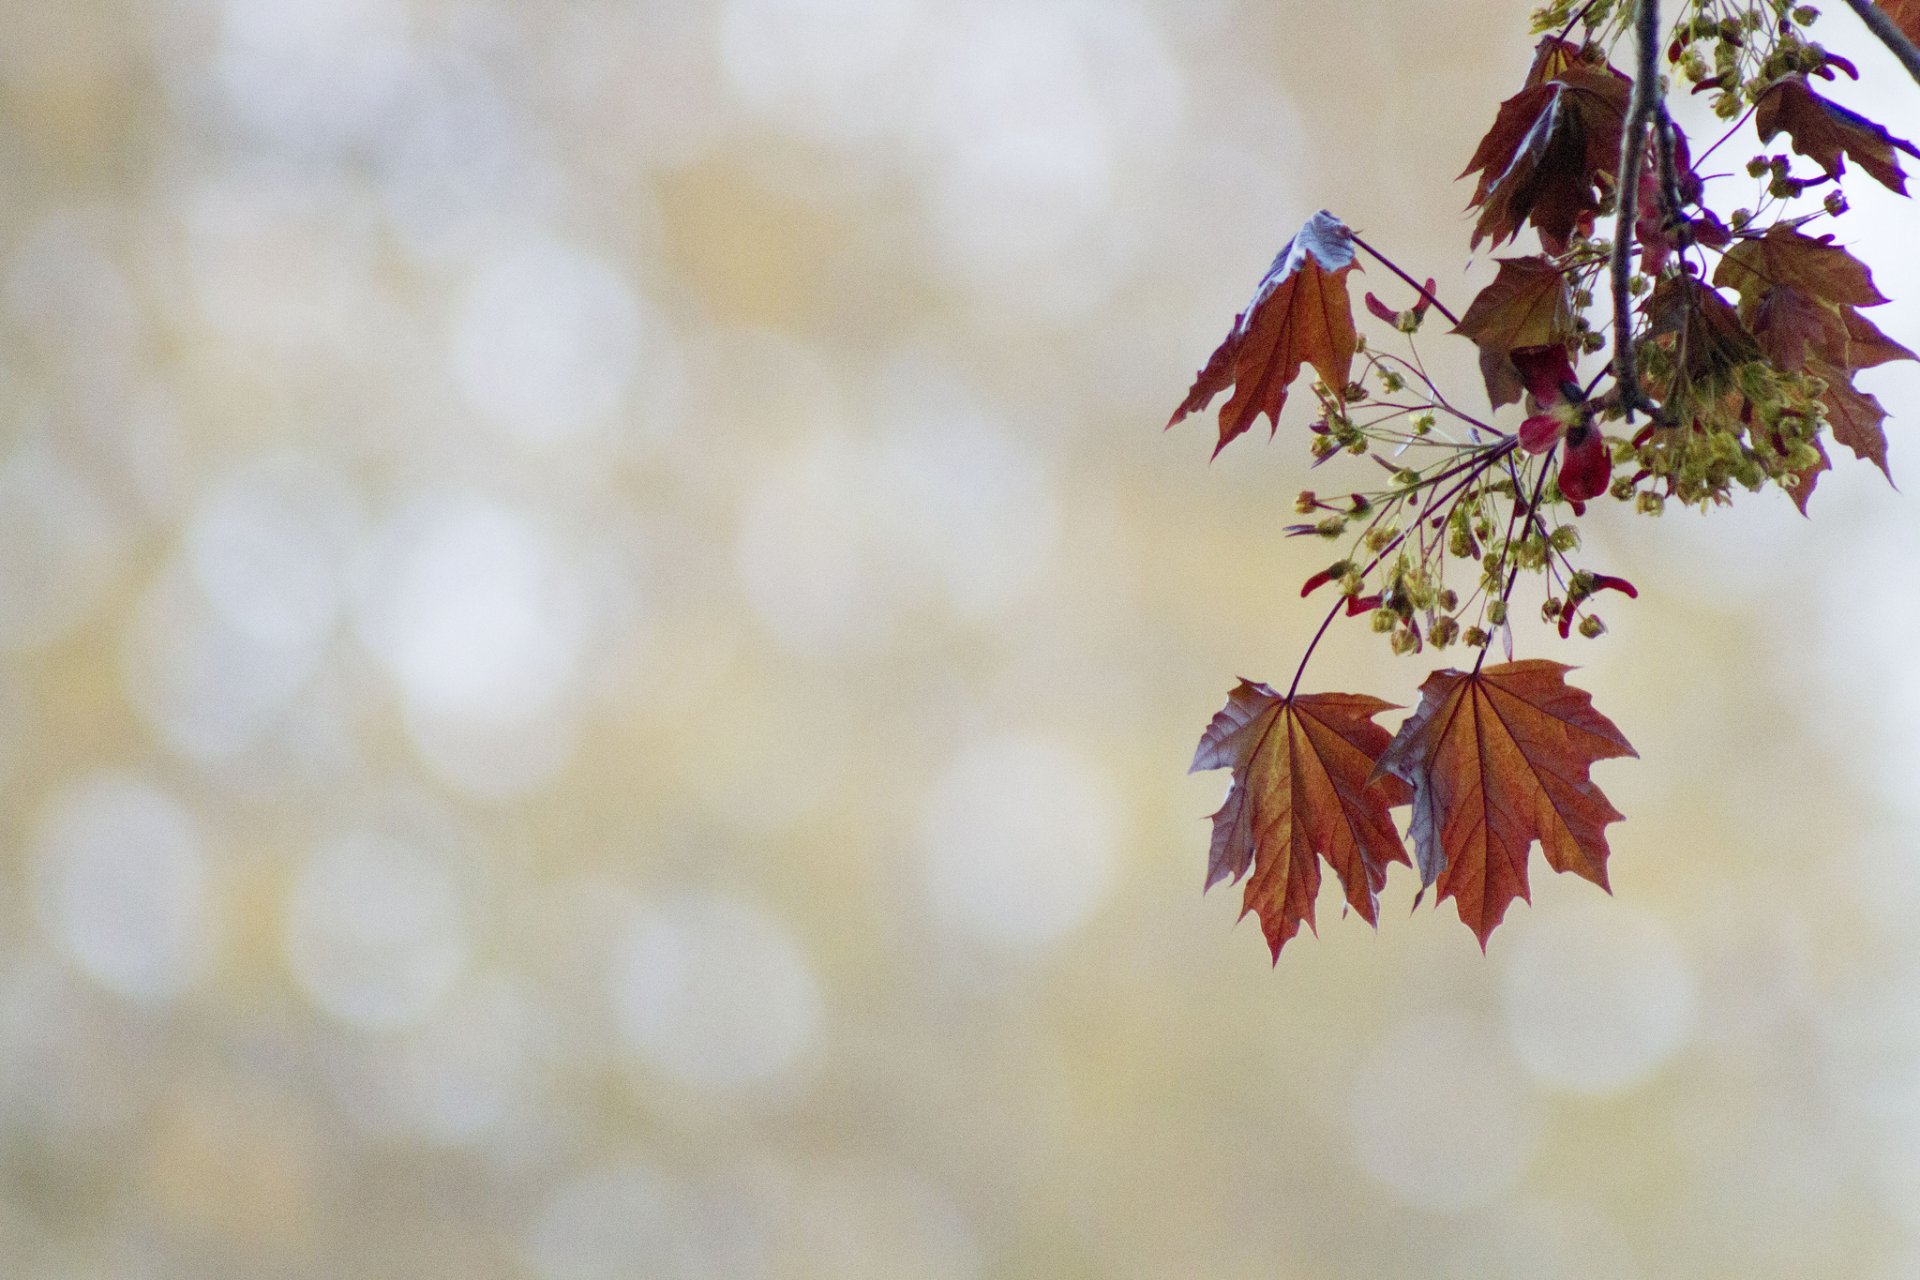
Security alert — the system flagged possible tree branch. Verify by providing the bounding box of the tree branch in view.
[1841,0,1920,87]
[1611,0,1663,423]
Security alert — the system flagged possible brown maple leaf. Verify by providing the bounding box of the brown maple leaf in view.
[1816,365,1895,476]
[1168,210,1359,457]
[1191,684,1411,959]
[1715,224,1891,311]
[1790,434,1832,514]
[1452,256,1579,408]
[1714,226,1914,477]
[1461,63,1631,253]
[1755,74,1920,194]
[1374,661,1636,947]
[1880,0,1920,44]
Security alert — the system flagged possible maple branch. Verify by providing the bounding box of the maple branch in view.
[1348,234,1461,326]
[1610,0,1663,423]
[1286,442,1516,699]
[1652,105,1689,244]
[1840,0,1920,87]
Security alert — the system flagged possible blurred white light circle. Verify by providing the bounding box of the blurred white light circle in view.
[355,492,590,722]
[735,442,874,655]
[526,1161,711,1280]
[0,443,125,651]
[1502,901,1698,1095]
[122,561,327,763]
[33,774,215,1002]
[187,451,361,648]
[1348,1012,1543,1212]
[867,368,1058,620]
[919,737,1120,949]
[396,976,529,1143]
[285,831,467,1028]
[450,238,641,445]
[718,0,920,145]
[219,0,412,146]
[609,890,822,1092]
[917,8,1112,273]
[401,696,581,802]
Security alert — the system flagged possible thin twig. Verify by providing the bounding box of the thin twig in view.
[1841,0,1920,87]
[1652,104,1690,243]
[1348,233,1462,327]
[1611,0,1663,423]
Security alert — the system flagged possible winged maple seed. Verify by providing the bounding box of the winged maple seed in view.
[1374,662,1637,948]
[1167,210,1358,456]
[1190,684,1410,959]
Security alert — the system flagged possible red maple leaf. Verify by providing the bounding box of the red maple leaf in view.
[1191,684,1411,959]
[1461,58,1631,253]
[1168,210,1359,457]
[1374,661,1636,947]
[1755,74,1920,194]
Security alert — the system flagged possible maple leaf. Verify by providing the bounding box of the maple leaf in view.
[1880,0,1920,44]
[1169,210,1359,457]
[1714,226,1915,476]
[1374,661,1636,947]
[1790,434,1832,514]
[1817,365,1895,475]
[1715,224,1892,310]
[1755,74,1920,194]
[1461,63,1631,253]
[1645,274,1762,389]
[1191,684,1411,959]
[1452,256,1579,408]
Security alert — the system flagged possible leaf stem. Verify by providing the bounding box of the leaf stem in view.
[1348,234,1462,326]
[1840,0,1920,87]
[1287,440,1517,699]
[1475,448,1556,674]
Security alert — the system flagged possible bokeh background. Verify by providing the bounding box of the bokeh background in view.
[3,0,1920,1275]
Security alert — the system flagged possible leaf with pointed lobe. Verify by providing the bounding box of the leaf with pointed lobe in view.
[1714,225,1891,311]
[1191,684,1411,959]
[1452,256,1579,408]
[1755,74,1920,194]
[1169,211,1359,457]
[1462,63,1631,253]
[1374,661,1636,947]
[1815,364,1894,476]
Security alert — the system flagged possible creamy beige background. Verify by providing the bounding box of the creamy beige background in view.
[1,0,1918,1275]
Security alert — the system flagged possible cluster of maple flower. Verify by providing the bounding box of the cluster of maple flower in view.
[1168,0,1916,956]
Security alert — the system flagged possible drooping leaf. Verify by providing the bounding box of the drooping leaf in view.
[1714,224,1891,311]
[1191,684,1411,959]
[1755,74,1920,194]
[1816,364,1894,475]
[1452,256,1579,408]
[1461,63,1631,253]
[1644,274,1762,389]
[1374,661,1636,947]
[1714,225,1914,477]
[1169,210,1359,457]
